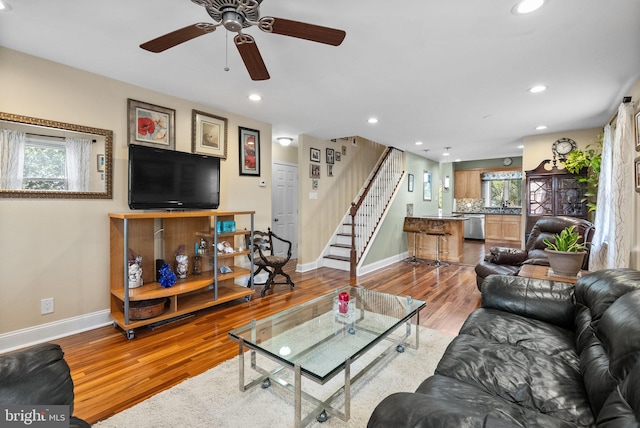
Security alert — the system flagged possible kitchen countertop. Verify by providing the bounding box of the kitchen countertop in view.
[454,208,522,216]
[406,215,467,221]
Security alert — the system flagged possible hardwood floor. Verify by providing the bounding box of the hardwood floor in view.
[47,240,487,424]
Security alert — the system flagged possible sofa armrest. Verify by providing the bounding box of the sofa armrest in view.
[480,275,576,328]
[486,247,528,265]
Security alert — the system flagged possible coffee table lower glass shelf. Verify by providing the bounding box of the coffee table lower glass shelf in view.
[228,286,426,427]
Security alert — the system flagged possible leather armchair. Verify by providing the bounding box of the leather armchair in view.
[475,216,594,289]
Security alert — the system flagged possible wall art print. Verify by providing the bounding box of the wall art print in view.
[192,110,228,159]
[239,126,260,176]
[127,99,175,150]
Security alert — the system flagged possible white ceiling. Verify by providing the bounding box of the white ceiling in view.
[1,0,639,162]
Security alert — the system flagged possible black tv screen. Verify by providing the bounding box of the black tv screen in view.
[128,144,220,210]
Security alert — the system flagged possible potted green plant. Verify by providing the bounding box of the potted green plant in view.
[543,225,588,278]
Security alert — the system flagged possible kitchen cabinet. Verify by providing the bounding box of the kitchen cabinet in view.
[485,214,521,243]
[454,170,481,199]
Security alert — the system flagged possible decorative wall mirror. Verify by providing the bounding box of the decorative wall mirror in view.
[0,112,113,199]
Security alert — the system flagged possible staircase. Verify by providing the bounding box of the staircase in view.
[322,147,404,273]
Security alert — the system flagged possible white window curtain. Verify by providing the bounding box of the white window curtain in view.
[588,102,634,270]
[65,137,92,191]
[0,128,25,190]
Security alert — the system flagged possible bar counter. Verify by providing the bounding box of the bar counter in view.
[403,215,467,263]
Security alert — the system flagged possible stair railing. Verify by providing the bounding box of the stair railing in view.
[349,147,404,276]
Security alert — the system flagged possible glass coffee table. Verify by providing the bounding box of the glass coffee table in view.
[228,286,425,427]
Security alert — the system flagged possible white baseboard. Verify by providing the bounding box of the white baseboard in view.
[0,310,112,354]
[358,252,408,276]
[296,261,318,272]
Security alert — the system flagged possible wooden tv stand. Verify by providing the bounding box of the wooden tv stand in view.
[109,210,255,339]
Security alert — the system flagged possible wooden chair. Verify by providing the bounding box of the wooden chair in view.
[245,228,295,297]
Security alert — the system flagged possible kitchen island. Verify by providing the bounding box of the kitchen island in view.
[403,215,467,263]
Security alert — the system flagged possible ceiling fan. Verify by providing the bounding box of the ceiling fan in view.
[140,0,346,81]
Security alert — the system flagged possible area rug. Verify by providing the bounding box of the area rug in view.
[93,327,454,428]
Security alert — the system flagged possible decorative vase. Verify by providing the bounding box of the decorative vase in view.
[128,259,143,288]
[544,249,586,278]
[175,254,189,279]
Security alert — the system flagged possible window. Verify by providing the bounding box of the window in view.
[485,179,522,208]
[22,140,67,190]
[481,170,522,208]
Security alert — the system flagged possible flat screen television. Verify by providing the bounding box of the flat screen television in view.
[128,144,220,210]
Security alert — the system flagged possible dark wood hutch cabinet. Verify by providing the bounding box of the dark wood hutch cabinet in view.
[525,160,588,233]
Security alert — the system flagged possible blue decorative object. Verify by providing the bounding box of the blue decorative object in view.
[158,262,177,288]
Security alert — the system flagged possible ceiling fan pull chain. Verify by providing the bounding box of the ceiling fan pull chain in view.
[224,31,230,71]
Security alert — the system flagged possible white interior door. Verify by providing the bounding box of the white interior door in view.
[272,162,298,259]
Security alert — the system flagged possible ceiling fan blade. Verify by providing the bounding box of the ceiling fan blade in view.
[266,17,346,46]
[234,34,270,81]
[140,23,216,53]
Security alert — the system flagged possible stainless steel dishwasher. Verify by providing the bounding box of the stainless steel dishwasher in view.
[463,214,485,240]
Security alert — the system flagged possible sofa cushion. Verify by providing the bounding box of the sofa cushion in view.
[481,275,576,329]
[434,334,593,426]
[0,343,74,412]
[368,375,580,428]
[596,359,640,427]
[461,308,578,365]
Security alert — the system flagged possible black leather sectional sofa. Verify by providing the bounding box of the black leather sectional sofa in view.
[0,343,90,428]
[368,269,640,427]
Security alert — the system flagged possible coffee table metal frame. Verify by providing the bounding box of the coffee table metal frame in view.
[228,286,425,428]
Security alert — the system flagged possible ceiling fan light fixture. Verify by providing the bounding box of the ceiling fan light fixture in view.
[277,137,292,146]
[512,0,545,15]
[222,10,244,32]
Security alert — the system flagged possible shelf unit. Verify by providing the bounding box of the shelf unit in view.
[109,210,255,339]
[525,160,587,233]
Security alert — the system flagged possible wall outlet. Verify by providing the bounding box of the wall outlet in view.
[41,297,54,315]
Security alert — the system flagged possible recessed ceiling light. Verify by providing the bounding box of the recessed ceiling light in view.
[277,137,292,146]
[535,125,548,130]
[415,141,423,146]
[248,94,262,101]
[0,1,12,12]
[367,117,379,124]
[512,0,545,15]
[528,85,547,93]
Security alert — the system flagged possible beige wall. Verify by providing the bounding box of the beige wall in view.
[297,136,385,266]
[0,47,272,334]
[522,128,602,171]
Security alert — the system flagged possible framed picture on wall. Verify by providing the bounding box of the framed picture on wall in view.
[408,173,414,192]
[192,110,228,159]
[127,99,175,149]
[635,111,640,151]
[310,147,321,163]
[326,148,335,164]
[97,154,105,172]
[635,157,640,193]
[239,127,260,176]
[423,171,432,201]
[310,164,320,178]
